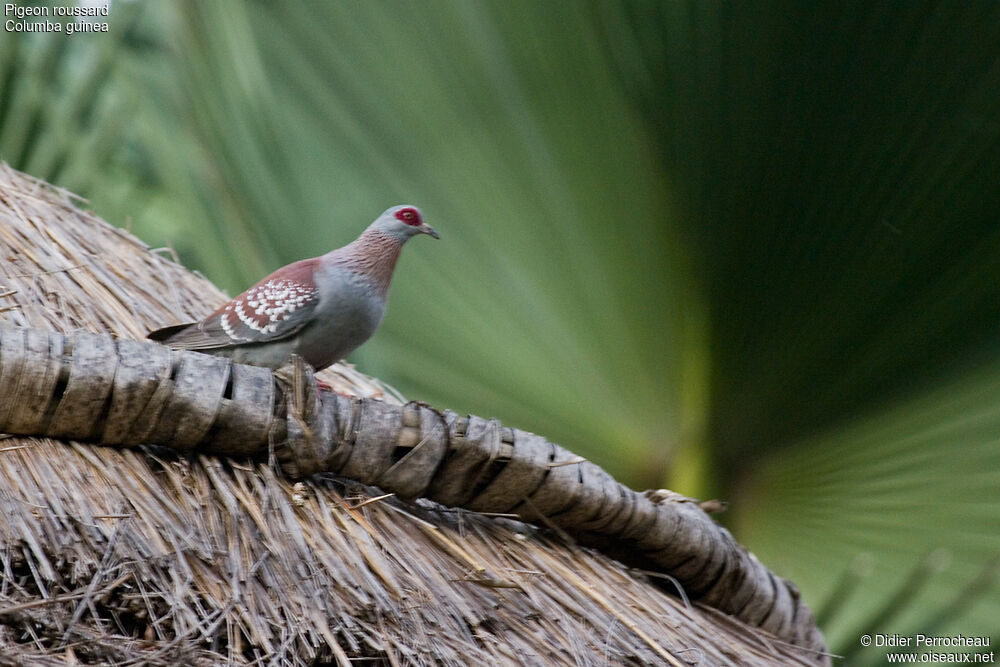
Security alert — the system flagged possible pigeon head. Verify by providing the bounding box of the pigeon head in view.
[370,205,440,242]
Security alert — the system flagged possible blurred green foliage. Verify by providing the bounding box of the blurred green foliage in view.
[2,1,1000,662]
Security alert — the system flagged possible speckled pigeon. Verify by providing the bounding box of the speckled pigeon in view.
[148,205,438,371]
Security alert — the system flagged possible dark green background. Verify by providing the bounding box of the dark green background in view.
[3,2,999,662]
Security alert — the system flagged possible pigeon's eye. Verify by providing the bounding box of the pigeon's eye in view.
[395,207,422,226]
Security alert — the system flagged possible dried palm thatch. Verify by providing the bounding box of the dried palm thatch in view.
[0,164,829,666]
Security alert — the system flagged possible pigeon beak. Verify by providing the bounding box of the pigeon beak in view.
[419,224,441,239]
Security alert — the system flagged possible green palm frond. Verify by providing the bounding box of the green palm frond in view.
[0,2,143,200]
[740,358,1000,658]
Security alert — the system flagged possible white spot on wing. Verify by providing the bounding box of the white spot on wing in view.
[229,278,317,337]
[220,313,235,338]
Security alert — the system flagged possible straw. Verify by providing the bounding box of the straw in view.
[0,164,829,665]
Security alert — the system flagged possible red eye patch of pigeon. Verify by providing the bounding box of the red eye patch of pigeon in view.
[220,279,317,338]
[394,207,422,226]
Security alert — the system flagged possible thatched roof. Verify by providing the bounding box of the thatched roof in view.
[0,164,827,665]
